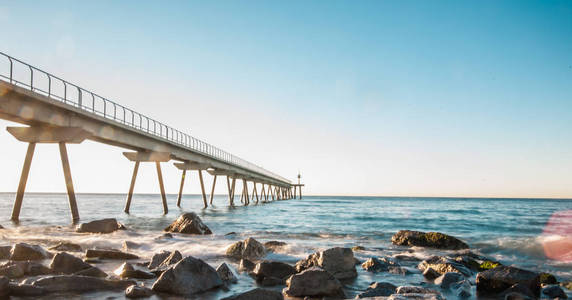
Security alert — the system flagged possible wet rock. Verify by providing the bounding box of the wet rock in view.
[396,286,442,295]
[31,275,135,293]
[543,285,567,298]
[454,280,472,298]
[164,213,212,234]
[562,281,572,290]
[0,276,8,297]
[264,241,287,252]
[394,254,421,262]
[155,250,182,270]
[391,230,469,250]
[216,262,238,284]
[356,282,397,298]
[423,267,441,280]
[239,258,256,272]
[85,249,139,260]
[418,256,472,276]
[50,252,92,274]
[8,283,46,296]
[123,241,142,250]
[540,272,558,284]
[282,267,345,298]
[505,292,534,300]
[0,261,25,278]
[478,260,501,271]
[362,257,409,275]
[151,256,223,295]
[49,242,82,252]
[222,287,283,300]
[125,284,153,298]
[500,283,537,300]
[114,262,155,279]
[252,261,296,286]
[148,251,171,269]
[476,266,541,296]
[226,237,266,260]
[389,293,444,300]
[434,272,464,289]
[0,246,11,259]
[10,243,50,260]
[74,266,107,278]
[352,245,366,251]
[0,261,51,278]
[295,247,357,280]
[76,218,123,234]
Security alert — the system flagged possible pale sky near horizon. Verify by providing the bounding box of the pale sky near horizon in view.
[0,1,570,198]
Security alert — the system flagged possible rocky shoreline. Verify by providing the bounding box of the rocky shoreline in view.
[0,213,570,299]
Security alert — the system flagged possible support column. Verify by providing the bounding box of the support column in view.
[209,175,217,205]
[155,162,168,214]
[299,186,302,199]
[243,179,249,206]
[231,177,237,205]
[226,176,232,205]
[198,170,207,208]
[176,170,187,207]
[11,142,36,222]
[270,185,275,201]
[253,182,259,204]
[59,142,80,223]
[260,184,266,203]
[125,161,140,213]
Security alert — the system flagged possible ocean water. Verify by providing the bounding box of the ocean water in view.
[1,193,571,299]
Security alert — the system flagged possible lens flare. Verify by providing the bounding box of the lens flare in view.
[542,209,572,262]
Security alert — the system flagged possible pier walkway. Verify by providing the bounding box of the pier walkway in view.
[0,52,303,223]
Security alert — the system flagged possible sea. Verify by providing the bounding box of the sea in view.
[0,193,571,299]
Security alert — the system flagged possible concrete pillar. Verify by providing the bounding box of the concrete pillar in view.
[231,177,237,206]
[226,176,232,205]
[11,142,36,222]
[253,182,259,204]
[155,162,168,214]
[198,170,207,209]
[125,161,139,213]
[59,142,80,223]
[242,179,249,206]
[209,175,217,205]
[176,170,187,207]
[124,151,170,214]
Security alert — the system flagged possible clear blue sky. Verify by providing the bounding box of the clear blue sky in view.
[0,1,570,197]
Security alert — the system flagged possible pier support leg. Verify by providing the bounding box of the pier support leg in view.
[293,186,296,199]
[198,170,207,208]
[11,142,36,222]
[243,179,249,206]
[177,170,186,207]
[270,185,275,201]
[209,175,217,205]
[124,161,140,213]
[155,162,168,214]
[59,142,80,223]
[231,177,236,206]
[226,176,232,205]
[299,186,302,199]
[260,184,266,202]
[253,182,259,204]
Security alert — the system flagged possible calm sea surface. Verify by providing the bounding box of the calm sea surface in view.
[0,194,571,299]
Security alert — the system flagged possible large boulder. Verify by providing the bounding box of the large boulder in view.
[114,262,155,279]
[125,284,153,298]
[85,249,139,260]
[10,243,50,260]
[226,237,266,260]
[252,261,296,286]
[216,262,238,284]
[295,247,357,279]
[392,230,469,250]
[283,267,345,298]
[418,256,472,276]
[49,252,92,274]
[356,282,397,298]
[476,265,541,296]
[76,218,123,234]
[151,256,223,295]
[31,275,135,293]
[264,241,287,252]
[164,213,212,234]
[222,288,283,300]
[362,257,409,274]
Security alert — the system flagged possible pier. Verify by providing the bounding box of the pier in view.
[0,52,303,223]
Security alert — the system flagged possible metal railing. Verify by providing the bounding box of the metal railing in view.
[0,51,290,184]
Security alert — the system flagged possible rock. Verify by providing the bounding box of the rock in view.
[49,242,82,252]
[0,261,25,278]
[418,256,472,276]
[114,262,155,279]
[434,272,464,289]
[562,281,572,290]
[31,275,135,292]
[476,266,541,296]
[164,213,212,234]
[10,243,50,260]
[148,251,171,269]
[391,230,469,250]
[151,256,223,295]
[8,283,46,296]
[0,276,8,297]
[505,292,534,300]
[423,267,441,280]
[352,245,366,251]
[226,237,266,260]
[282,267,345,298]
[0,261,51,278]
[479,260,501,271]
[126,284,153,298]
[543,285,567,298]
[76,218,123,233]
[540,272,558,284]
[252,261,296,285]
[0,246,11,259]
[74,266,107,278]
[356,282,397,298]
[500,283,537,300]
[50,252,92,274]
[295,247,357,280]
[222,288,284,300]
[239,258,256,272]
[362,257,409,274]
[454,280,472,298]
[123,241,142,250]
[389,293,444,300]
[396,286,441,295]
[85,249,139,260]
[264,241,287,252]
[155,250,182,270]
[217,262,238,284]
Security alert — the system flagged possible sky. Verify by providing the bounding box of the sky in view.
[0,0,570,198]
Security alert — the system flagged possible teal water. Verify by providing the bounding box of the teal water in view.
[1,194,571,299]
